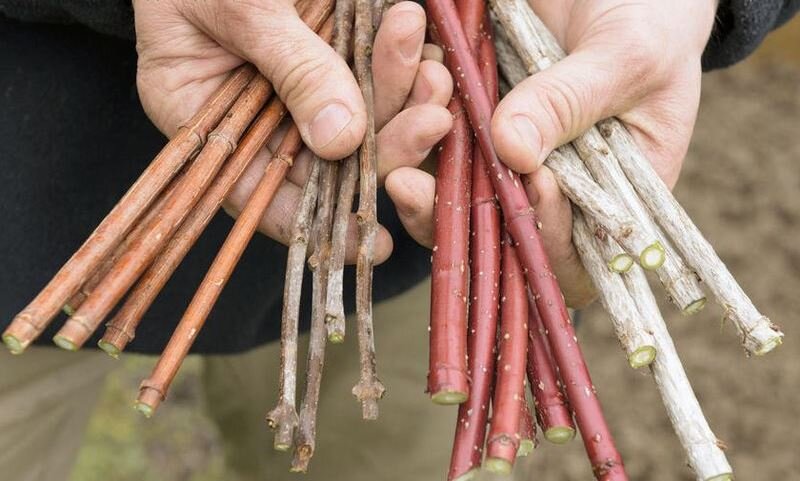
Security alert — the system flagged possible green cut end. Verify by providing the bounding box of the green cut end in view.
[273,442,291,452]
[483,458,512,475]
[328,333,345,344]
[705,474,734,481]
[451,468,478,481]
[683,297,708,316]
[640,241,666,270]
[98,340,121,359]
[3,334,25,354]
[431,390,468,405]
[52,335,78,351]
[545,426,576,444]
[608,254,634,273]
[517,439,535,457]
[62,304,76,317]
[754,336,783,356]
[629,346,657,369]
[133,401,154,418]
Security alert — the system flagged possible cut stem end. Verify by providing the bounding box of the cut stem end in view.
[452,468,479,481]
[98,340,121,359]
[430,390,468,405]
[2,334,25,354]
[639,242,666,270]
[705,474,734,481]
[544,426,576,444]
[134,401,154,418]
[517,439,536,457]
[483,458,512,475]
[682,297,708,316]
[608,254,634,273]
[52,335,78,352]
[628,346,657,369]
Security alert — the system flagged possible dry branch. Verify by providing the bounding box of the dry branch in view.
[352,0,385,420]
[573,209,657,368]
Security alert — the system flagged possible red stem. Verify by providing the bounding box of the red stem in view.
[448,6,500,480]
[526,293,576,444]
[485,236,528,474]
[427,90,472,405]
[426,2,628,478]
[518,397,536,456]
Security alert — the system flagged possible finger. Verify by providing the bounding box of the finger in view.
[522,166,597,307]
[404,60,454,109]
[421,44,444,63]
[184,1,367,160]
[224,152,393,265]
[492,46,657,173]
[385,167,436,248]
[376,104,452,182]
[372,1,427,129]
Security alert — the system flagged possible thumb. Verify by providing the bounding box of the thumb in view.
[491,47,652,173]
[190,2,366,160]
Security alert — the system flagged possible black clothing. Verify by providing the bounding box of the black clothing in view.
[0,1,797,353]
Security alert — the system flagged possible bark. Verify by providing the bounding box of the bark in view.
[624,264,734,480]
[526,293,575,445]
[99,99,288,357]
[53,75,272,351]
[291,157,338,473]
[428,95,472,404]
[3,65,255,354]
[599,119,782,354]
[484,237,528,475]
[134,126,305,418]
[266,160,320,452]
[448,8,501,481]
[352,0,385,420]
[573,209,657,368]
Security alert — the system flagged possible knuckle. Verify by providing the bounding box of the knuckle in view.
[533,75,587,140]
[273,52,338,112]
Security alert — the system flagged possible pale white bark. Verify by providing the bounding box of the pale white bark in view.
[491,1,709,314]
[598,119,782,354]
[572,210,655,368]
[625,263,734,481]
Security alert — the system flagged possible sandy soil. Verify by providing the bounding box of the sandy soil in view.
[70,18,800,481]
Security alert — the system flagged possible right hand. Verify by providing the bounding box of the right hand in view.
[133,0,366,160]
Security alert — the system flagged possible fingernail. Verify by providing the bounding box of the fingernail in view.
[511,114,545,167]
[309,102,353,149]
[397,12,425,61]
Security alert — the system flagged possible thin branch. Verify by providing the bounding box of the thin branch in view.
[352,0,385,420]
[573,209,656,368]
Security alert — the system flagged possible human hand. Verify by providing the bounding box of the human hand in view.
[134,0,366,160]
[218,2,454,264]
[386,0,718,305]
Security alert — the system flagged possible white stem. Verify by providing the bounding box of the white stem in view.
[598,118,782,354]
[625,262,734,481]
[572,209,655,368]
[491,1,708,314]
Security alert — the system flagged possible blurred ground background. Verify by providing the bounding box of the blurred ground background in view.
[69,16,800,481]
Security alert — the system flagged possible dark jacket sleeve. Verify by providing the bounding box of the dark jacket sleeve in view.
[703,0,800,70]
[0,0,134,39]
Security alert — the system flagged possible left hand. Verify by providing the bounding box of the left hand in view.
[386,0,718,306]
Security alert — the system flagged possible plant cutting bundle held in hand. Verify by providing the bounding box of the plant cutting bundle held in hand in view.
[4,0,783,479]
